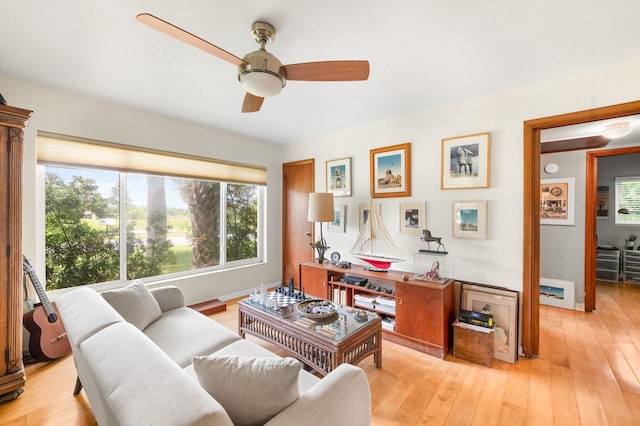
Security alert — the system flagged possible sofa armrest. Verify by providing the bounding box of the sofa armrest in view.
[150,286,185,312]
[264,364,371,426]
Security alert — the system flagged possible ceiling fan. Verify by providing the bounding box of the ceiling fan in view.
[136,13,370,113]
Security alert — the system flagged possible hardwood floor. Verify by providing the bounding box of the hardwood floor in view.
[1,282,639,425]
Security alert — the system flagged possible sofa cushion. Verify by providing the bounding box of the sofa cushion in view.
[101,280,163,331]
[183,339,321,393]
[144,307,242,367]
[193,355,301,426]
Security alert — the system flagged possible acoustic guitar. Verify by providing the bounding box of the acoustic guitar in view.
[22,256,71,362]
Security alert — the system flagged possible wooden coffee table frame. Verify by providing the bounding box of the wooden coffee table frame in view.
[238,300,382,376]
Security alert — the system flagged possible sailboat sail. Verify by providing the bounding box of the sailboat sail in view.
[350,204,404,270]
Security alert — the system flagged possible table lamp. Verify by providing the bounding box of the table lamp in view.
[307,192,335,263]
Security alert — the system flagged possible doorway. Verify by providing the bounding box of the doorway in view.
[522,100,640,357]
[586,146,640,301]
[282,159,315,289]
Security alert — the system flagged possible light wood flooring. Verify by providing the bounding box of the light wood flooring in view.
[1,282,639,425]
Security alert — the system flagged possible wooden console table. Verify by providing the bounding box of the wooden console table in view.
[238,299,381,376]
[300,260,455,359]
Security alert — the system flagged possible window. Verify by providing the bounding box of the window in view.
[39,133,265,291]
[615,176,640,225]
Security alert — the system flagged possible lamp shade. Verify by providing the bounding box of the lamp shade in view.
[307,193,335,222]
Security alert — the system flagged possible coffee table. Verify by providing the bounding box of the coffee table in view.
[238,298,382,376]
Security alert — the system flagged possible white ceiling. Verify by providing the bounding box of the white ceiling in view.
[2,1,640,144]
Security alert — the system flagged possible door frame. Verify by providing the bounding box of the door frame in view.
[522,100,640,357]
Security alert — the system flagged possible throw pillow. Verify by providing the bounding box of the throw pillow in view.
[101,280,163,331]
[192,355,301,426]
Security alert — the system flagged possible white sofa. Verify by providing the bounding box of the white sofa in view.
[56,282,372,426]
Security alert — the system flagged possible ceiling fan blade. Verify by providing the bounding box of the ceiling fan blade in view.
[282,61,370,81]
[136,13,247,66]
[242,93,264,113]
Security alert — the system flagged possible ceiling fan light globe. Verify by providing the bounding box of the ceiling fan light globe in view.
[603,121,633,139]
[240,70,285,97]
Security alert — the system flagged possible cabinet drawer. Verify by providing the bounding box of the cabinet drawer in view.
[596,260,618,270]
[597,270,619,281]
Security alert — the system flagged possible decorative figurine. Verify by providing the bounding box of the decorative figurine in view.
[422,261,441,281]
[420,229,446,252]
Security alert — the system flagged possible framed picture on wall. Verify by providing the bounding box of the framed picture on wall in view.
[540,177,575,225]
[370,143,411,198]
[441,132,491,189]
[596,185,609,219]
[359,203,381,231]
[326,158,351,197]
[400,202,425,236]
[452,200,488,239]
[327,204,346,233]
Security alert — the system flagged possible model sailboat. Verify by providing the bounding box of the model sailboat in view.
[350,203,404,271]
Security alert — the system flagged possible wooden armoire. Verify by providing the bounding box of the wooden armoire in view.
[0,104,32,403]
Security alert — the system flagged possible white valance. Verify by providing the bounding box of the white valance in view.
[37,132,267,185]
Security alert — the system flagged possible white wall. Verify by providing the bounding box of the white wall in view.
[1,73,284,305]
[539,150,586,300]
[284,58,640,294]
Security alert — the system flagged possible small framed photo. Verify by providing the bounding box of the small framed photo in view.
[441,132,491,189]
[596,185,609,219]
[327,204,346,233]
[359,203,381,231]
[540,177,575,226]
[326,158,351,197]
[539,277,575,310]
[400,202,425,236]
[452,200,488,239]
[370,143,411,198]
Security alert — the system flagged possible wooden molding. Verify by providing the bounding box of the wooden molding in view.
[541,135,610,153]
[522,100,640,358]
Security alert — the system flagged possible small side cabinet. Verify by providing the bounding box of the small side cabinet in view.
[623,249,640,283]
[596,248,620,282]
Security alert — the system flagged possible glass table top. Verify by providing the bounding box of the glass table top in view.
[240,295,379,342]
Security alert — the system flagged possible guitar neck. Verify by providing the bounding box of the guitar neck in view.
[23,256,56,318]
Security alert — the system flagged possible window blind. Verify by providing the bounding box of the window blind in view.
[615,176,640,224]
[36,132,267,185]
